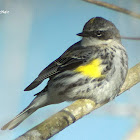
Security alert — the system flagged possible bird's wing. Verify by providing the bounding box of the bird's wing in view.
[24,42,93,91]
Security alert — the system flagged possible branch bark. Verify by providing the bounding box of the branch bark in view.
[16,62,140,140]
[84,0,140,19]
[126,125,140,140]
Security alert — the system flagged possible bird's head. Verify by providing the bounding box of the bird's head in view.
[77,17,121,45]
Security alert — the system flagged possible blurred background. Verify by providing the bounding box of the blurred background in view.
[0,0,140,140]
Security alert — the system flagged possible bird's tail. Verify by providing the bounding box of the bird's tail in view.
[1,106,36,130]
[1,93,48,130]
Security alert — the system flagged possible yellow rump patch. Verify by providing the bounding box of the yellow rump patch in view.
[74,59,103,78]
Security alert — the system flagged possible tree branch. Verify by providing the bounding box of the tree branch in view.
[121,36,140,41]
[16,62,140,140]
[126,125,140,140]
[84,0,140,19]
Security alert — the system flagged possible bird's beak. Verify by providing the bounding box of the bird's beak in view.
[77,32,84,36]
[77,32,90,37]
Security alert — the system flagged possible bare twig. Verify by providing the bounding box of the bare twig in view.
[16,62,140,140]
[121,36,140,41]
[84,0,140,19]
[84,0,140,41]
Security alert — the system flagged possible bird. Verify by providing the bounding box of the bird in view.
[1,17,128,130]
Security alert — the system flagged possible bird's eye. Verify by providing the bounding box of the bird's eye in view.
[96,31,102,37]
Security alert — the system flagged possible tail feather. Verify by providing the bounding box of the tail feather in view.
[1,107,36,130]
[1,93,48,130]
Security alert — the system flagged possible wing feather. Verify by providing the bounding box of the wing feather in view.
[24,42,93,91]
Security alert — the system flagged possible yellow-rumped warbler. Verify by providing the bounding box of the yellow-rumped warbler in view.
[2,17,128,130]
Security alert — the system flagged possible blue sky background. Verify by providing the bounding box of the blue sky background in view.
[0,0,140,140]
